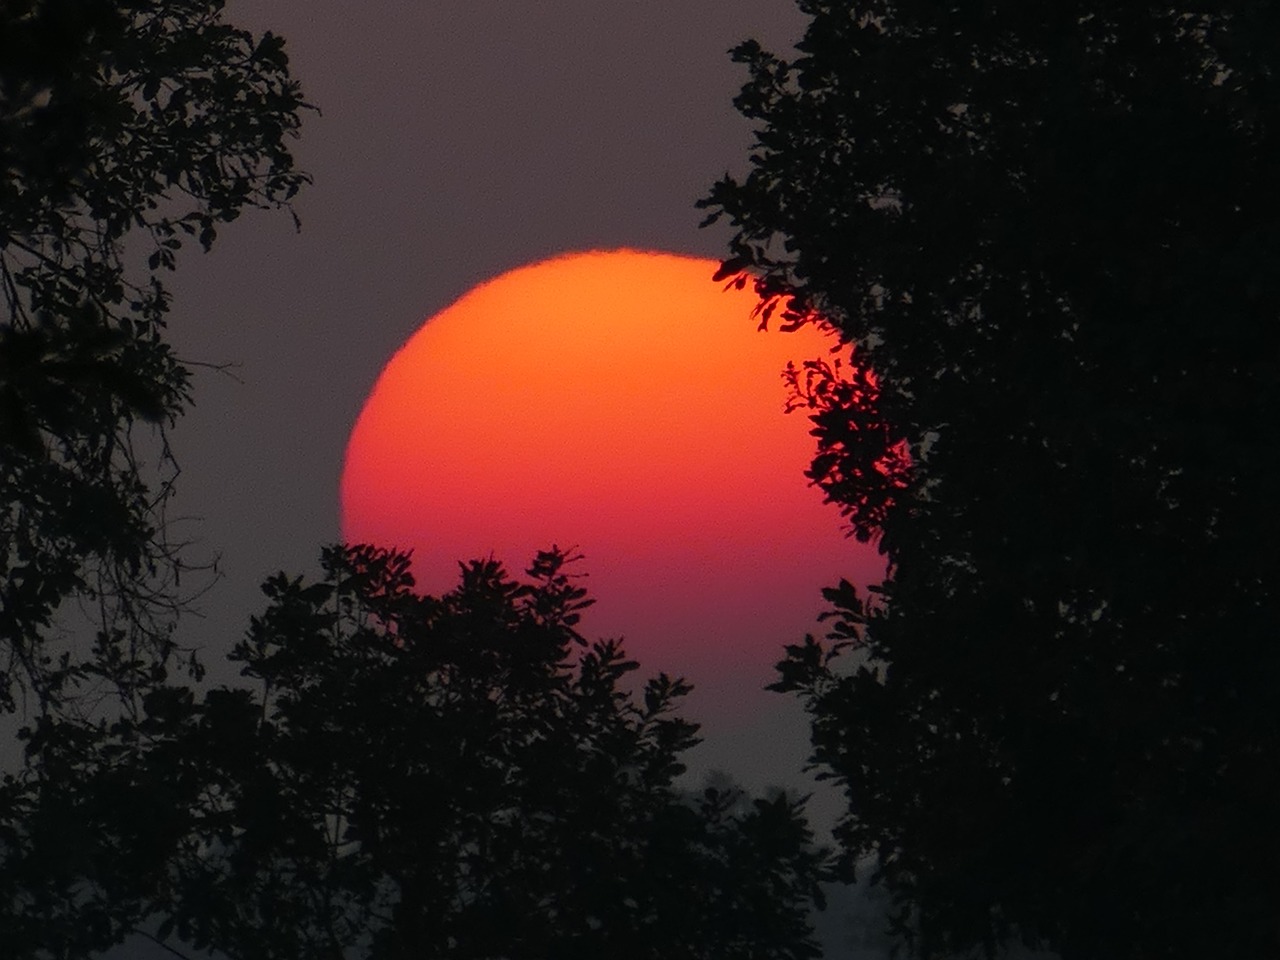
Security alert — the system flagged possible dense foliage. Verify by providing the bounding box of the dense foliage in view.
[5,546,831,959]
[0,0,309,716]
[702,3,1280,958]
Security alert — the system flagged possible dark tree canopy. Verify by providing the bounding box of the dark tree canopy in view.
[4,546,830,960]
[703,3,1280,958]
[0,0,310,716]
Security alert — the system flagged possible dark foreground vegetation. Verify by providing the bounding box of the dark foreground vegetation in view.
[3,1,1277,958]
[701,2,1280,957]
[5,544,828,958]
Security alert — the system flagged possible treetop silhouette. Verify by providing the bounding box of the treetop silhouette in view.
[5,545,832,960]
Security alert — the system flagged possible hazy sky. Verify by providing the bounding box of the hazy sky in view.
[134,3,901,955]
[162,0,851,775]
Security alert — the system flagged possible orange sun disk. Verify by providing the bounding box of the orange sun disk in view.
[341,249,883,719]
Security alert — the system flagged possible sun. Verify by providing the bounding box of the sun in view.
[340,248,881,719]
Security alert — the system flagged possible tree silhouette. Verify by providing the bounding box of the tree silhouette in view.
[702,4,1280,958]
[4,545,830,959]
[0,0,310,717]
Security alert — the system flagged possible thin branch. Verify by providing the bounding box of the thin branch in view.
[175,357,246,384]
[132,926,197,960]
